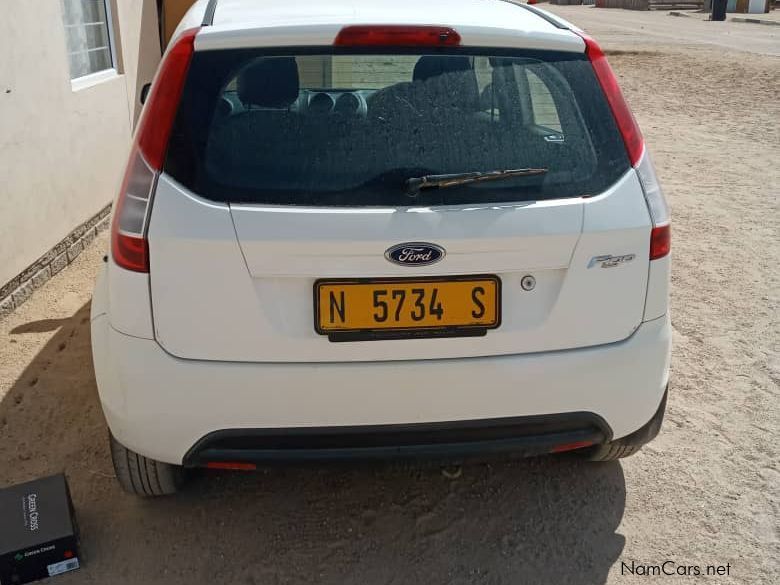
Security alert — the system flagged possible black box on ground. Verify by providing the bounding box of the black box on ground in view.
[0,474,80,584]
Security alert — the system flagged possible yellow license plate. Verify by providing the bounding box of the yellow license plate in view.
[315,276,501,337]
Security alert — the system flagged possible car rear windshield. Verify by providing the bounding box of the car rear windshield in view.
[165,48,630,206]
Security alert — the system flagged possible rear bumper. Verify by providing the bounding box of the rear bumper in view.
[183,413,610,466]
[91,314,670,465]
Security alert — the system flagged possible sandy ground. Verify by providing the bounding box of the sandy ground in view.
[549,5,780,56]
[1,7,778,585]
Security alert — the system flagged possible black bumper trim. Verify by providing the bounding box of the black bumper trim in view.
[183,413,612,466]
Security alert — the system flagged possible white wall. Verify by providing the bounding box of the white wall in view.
[0,0,160,288]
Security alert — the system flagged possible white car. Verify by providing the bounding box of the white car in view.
[91,0,671,496]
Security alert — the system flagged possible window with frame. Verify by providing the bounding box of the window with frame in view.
[166,49,630,206]
[61,0,115,80]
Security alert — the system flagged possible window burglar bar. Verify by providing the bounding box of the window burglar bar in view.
[61,0,116,80]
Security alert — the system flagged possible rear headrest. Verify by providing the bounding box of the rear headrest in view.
[237,58,299,108]
[413,56,471,82]
[412,56,478,111]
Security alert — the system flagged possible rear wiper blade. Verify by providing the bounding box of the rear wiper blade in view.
[405,168,547,197]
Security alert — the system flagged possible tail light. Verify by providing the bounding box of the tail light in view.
[636,152,671,260]
[577,33,644,167]
[111,150,157,272]
[111,28,199,272]
[578,31,670,260]
[649,224,671,261]
[334,25,461,47]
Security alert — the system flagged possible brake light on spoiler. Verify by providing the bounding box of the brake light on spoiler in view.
[111,28,199,272]
[334,25,461,47]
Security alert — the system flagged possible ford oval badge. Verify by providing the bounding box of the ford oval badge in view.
[385,242,445,267]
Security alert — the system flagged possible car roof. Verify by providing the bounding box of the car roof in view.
[176,0,583,53]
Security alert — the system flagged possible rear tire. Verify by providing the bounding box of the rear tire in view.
[587,442,642,461]
[109,434,184,496]
[588,388,668,462]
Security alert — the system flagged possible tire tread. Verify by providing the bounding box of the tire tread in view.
[109,434,183,496]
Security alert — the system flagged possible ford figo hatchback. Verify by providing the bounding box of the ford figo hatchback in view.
[91,0,671,495]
